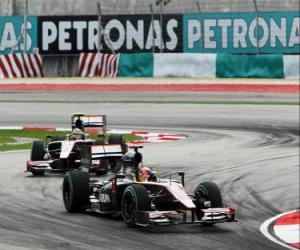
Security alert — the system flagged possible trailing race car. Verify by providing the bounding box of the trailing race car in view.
[62,145,236,227]
[26,114,127,176]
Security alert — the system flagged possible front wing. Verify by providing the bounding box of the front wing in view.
[135,207,236,227]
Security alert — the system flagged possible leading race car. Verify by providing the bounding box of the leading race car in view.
[26,114,127,176]
[62,145,236,227]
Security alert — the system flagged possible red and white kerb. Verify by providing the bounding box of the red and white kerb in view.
[261,210,300,249]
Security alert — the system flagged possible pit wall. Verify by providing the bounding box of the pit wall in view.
[116,53,299,79]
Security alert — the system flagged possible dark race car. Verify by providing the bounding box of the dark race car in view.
[62,145,236,227]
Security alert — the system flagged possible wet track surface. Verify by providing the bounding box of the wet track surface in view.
[0,98,299,250]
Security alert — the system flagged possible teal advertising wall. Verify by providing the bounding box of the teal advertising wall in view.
[0,16,38,54]
[0,12,298,55]
[183,12,299,54]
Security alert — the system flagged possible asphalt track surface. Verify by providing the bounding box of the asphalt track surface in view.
[0,91,299,250]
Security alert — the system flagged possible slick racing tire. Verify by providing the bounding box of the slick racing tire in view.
[95,138,105,145]
[121,184,151,227]
[95,159,109,176]
[108,134,128,153]
[30,140,45,161]
[194,182,223,223]
[63,171,90,212]
[108,134,124,144]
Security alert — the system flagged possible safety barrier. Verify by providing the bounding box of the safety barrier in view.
[0,53,44,79]
[79,53,299,79]
[79,53,119,77]
[283,55,300,79]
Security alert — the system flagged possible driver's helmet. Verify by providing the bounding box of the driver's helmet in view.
[137,167,157,182]
[74,118,84,131]
[70,128,85,140]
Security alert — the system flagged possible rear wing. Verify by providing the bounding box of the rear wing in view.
[81,144,124,169]
[72,115,107,135]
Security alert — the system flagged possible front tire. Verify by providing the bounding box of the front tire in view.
[31,140,45,161]
[194,182,223,223]
[30,141,46,176]
[121,184,150,227]
[63,171,90,212]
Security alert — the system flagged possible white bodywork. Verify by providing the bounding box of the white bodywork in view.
[91,144,124,158]
[56,139,94,159]
[143,181,196,209]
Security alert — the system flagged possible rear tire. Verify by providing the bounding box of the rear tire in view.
[95,159,108,176]
[30,140,45,161]
[194,182,223,223]
[108,134,127,153]
[121,184,150,227]
[108,134,124,144]
[63,171,90,212]
[95,138,105,145]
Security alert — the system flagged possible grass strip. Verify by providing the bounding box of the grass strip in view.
[0,136,16,144]
[0,130,142,152]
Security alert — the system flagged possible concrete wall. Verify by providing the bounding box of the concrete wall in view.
[0,0,13,15]
[2,0,299,15]
[1,0,299,77]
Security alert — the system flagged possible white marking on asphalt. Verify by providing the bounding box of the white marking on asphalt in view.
[260,210,299,250]
[274,224,300,244]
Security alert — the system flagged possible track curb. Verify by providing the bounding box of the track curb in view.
[260,210,300,250]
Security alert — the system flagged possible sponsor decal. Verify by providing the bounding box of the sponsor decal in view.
[183,12,300,53]
[99,193,111,203]
[0,16,38,54]
[38,15,182,54]
[92,203,99,209]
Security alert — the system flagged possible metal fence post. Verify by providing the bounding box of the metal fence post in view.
[150,4,155,54]
[96,2,102,77]
[11,0,16,16]
[23,0,28,53]
[159,2,163,53]
[97,3,115,55]
[196,1,204,53]
[97,2,102,54]
[253,0,259,54]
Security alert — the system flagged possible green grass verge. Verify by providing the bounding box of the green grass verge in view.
[0,136,16,144]
[0,129,141,152]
